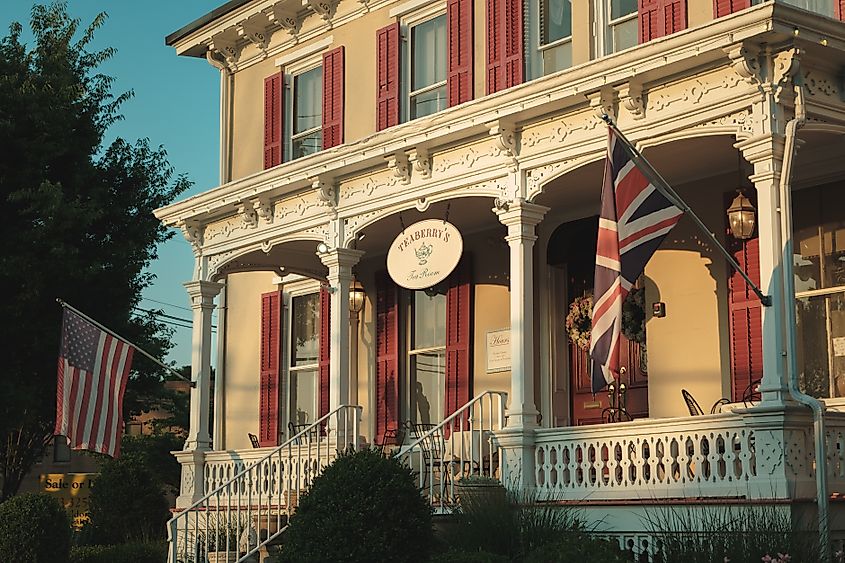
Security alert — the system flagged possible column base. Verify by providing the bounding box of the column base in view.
[496,426,537,493]
[173,448,208,509]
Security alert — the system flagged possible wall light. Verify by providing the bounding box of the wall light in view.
[349,279,365,314]
[727,191,756,240]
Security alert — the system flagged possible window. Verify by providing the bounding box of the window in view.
[539,0,572,73]
[290,65,323,161]
[290,293,320,424]
[595,0,637,56]
[406,287,447,425]
[408,14,447,120]
[779,0,835,18]
[793,184,845,398]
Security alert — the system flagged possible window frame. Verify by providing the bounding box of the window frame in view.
[594,0,638,57]
[402,4,448,123]
[284,55,323,162]
[284,282,322,432]
[403,287,448,427]
[537,0,574,75]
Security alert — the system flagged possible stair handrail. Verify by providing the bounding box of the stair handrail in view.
[167,403,362,563]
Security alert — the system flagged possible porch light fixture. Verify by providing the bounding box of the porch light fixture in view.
[349,280,365,314]
[727,191,756,240]
[316,242,329,254]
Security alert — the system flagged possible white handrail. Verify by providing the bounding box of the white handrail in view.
[167,404,362,563]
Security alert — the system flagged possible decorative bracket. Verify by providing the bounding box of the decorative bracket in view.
[409,147,432,179]
[269,6,300,36]
[619,80,645,120]
[238,201,259,228]
[772,47,801,103]
[314,176,337,209]
[303,0,338,22]
[209,31,241,72]
[253,196,273,224]
[487,119,519,172]
[725,43,761,85]
[588,86,615,121]
[493,197,511,213]
[238,17,270,52]
[177,219,203,254]
[386,152,411,184]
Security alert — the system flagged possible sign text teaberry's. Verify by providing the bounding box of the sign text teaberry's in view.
[387,219,463,290]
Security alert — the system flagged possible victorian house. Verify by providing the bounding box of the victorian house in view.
[157,0,845,560]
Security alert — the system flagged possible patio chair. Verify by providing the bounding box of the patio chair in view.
[682,389,705,416]
[742,379,761,408]
[288,422,318,445]
[410,422,455,494]
[248,433,260,448]
[710,398,731,414]
[375,425,405,455]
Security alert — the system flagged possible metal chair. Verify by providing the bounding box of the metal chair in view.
[248,433,260,448]
[681,389,704,416]
[742,379,761,408]
[710,398,731,414]
[288,422,318,445]
[375,425,405,454]
[410,422,454,493]
[602,406,633,423]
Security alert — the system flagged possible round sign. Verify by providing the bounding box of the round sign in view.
[386,219,463,290]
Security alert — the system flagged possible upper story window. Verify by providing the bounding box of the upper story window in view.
[408,13,448,120]
[290,292,320,425]
[290,65,323,161]
[406,287,447,425]
[539,0,572,73]
[596,0,638,56]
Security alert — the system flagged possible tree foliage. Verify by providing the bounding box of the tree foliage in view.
[0,2,190,499]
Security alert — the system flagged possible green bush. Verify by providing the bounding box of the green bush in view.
[522,534,628,562]
[82,456,170,544]
[280,448,433,563]
[430,549,510,563]
[69,542,166,563]
[0,493,71,562]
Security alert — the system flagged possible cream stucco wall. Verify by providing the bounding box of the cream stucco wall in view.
[223,271,278,450]
[644,174,731,419]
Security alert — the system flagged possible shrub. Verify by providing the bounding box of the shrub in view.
[82,456,170,544]
[69,542,166,563]
[430,549,510,563]
[0,493,71,562]
[280,448,433,563]
[522,534,628,562]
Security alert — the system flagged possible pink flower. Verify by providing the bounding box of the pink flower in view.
[761,556,772,563]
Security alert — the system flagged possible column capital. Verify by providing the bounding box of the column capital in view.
[318,248,365,271]
[183,280,225,306]
[494,200,550,229]
[734,134,786,164]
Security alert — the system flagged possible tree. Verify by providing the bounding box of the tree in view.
[0,2,190,500]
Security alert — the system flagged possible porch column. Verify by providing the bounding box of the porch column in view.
[319,248,365,421]
[495,201,550,426]
[736,136,791,405]
[176,279,223,508]
[212,280,227,449]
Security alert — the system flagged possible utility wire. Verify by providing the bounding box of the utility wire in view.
[142,297,192,312]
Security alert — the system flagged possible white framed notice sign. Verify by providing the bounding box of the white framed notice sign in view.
[486,328,511,373]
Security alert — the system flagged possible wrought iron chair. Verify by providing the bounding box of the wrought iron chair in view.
[710,398,731,414]
[375,424,406,455]
[601,406,633,423]
[288,422,318,445]
[248,433,260,448]
[741,379,761,408]
[410,422,455,495]
[681,389,705,416]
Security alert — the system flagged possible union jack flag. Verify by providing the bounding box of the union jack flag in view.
[590,128,683,393]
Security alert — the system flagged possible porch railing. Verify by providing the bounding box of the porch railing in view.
[395,391,507,512]
[167,404,362,563]
[534,412,758,501]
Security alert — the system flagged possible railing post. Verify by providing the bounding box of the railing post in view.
[172,448,208,508]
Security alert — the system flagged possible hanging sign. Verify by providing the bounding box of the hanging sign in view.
[387,219,463,289]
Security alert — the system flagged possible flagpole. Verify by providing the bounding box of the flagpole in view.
[599,114,772,307]
[56,298,196,387]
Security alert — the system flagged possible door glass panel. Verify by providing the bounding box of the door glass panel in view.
[291,369,318,424]
[796,293,845,398]
[292,294,319,367]
[410,351,445,425]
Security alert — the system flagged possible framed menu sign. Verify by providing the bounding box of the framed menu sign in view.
[486,328,511,373]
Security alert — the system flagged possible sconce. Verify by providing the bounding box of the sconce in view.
[726,191,756,240]
[349,279,365,314]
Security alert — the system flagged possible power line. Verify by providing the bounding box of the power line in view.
[142,297,192,312]
[132,306,217,331]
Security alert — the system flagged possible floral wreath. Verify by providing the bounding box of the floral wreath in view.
[565,288,647,351]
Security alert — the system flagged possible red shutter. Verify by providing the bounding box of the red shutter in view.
[263,73,283,169]
[376,23,401,130]
[448,0,474,107]
[837,0,845,21]
[259,291,282,447]
[726,193,762,403]
[445,260,472,431]
[375,272,400,445]
[639,0,686,43]
[319,287,331,422]
[503,0,523,89]
[486,0,503,94]
[714,0,749,17]
[322,46,345,149]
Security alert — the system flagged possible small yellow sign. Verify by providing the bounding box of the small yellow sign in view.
[40,473,97,529]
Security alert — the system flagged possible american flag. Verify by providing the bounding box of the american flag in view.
[590,128,683,393]
[55,308,134,457]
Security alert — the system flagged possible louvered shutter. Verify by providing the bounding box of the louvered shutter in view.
[259,291,282,447]
[263,73,283,169]
[319,287,331,422]
[448,0,474,106]
[662,0,686,35]
[322,46,345,149]
[375,272,400,445]
[639,0,686,42]
[486,0,503,93]
[726,193,762,403]
[503,0,523,88]
[376,23,401,130]
[837,0,845,21]
[487,0,522,94]
[445,260,472,433]
[714,0,749,17]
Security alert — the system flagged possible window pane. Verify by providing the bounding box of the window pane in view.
[612,18,638,52]
[542,42,572,74]
[794,185,845,291]
[412,289,446,350]
[292,131,322,160]
[610,0,637,19]
[291,369,318,424]
[542,0,572,44]
[294,66,322,134]
[410,85,447,119]
[412,15,446,91]
[797,293,845,398]
[780,0,834,17]
[411,351,445,424]
[292,294,319,366]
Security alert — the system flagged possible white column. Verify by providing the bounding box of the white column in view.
[212,281,227,449]
[736,135,792,405]
[495,201,549,428]
[319,249,365,414]
[183,280,224,450]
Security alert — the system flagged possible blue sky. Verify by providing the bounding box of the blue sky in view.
[1,1,223,366]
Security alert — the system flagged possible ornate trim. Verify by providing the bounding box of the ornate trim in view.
[269,6,300,36]
[238,201,259,228]
[177,219,203,254]
[238,16,270,51]
[209,32,240,72]
[387,152,411,184]
[725,43,761,85]
[409,148,432,179]
[305,0,338,21]
[620,80,645,120]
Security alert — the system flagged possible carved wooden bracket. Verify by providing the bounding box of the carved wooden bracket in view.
[409,147,432,179]
[588,86,615,120]
[386,152,411,184]
[620,80,645,120]
[772,47,801,103]
[238,16,270,51]
[209,32,241,72]
[177,219,203,254]
[269,6,300,36]
[314,177,337,208]
[253,197,274,223]
[238,201,259,228]
[487,119,519,172]
[725,43,761,85]
[304,0,338,22]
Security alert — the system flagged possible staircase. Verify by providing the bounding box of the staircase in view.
[167,405,362,563]
[396,391,508,511]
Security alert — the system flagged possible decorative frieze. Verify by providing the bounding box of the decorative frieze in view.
[386,152,411,185]
[177,219,203,254]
